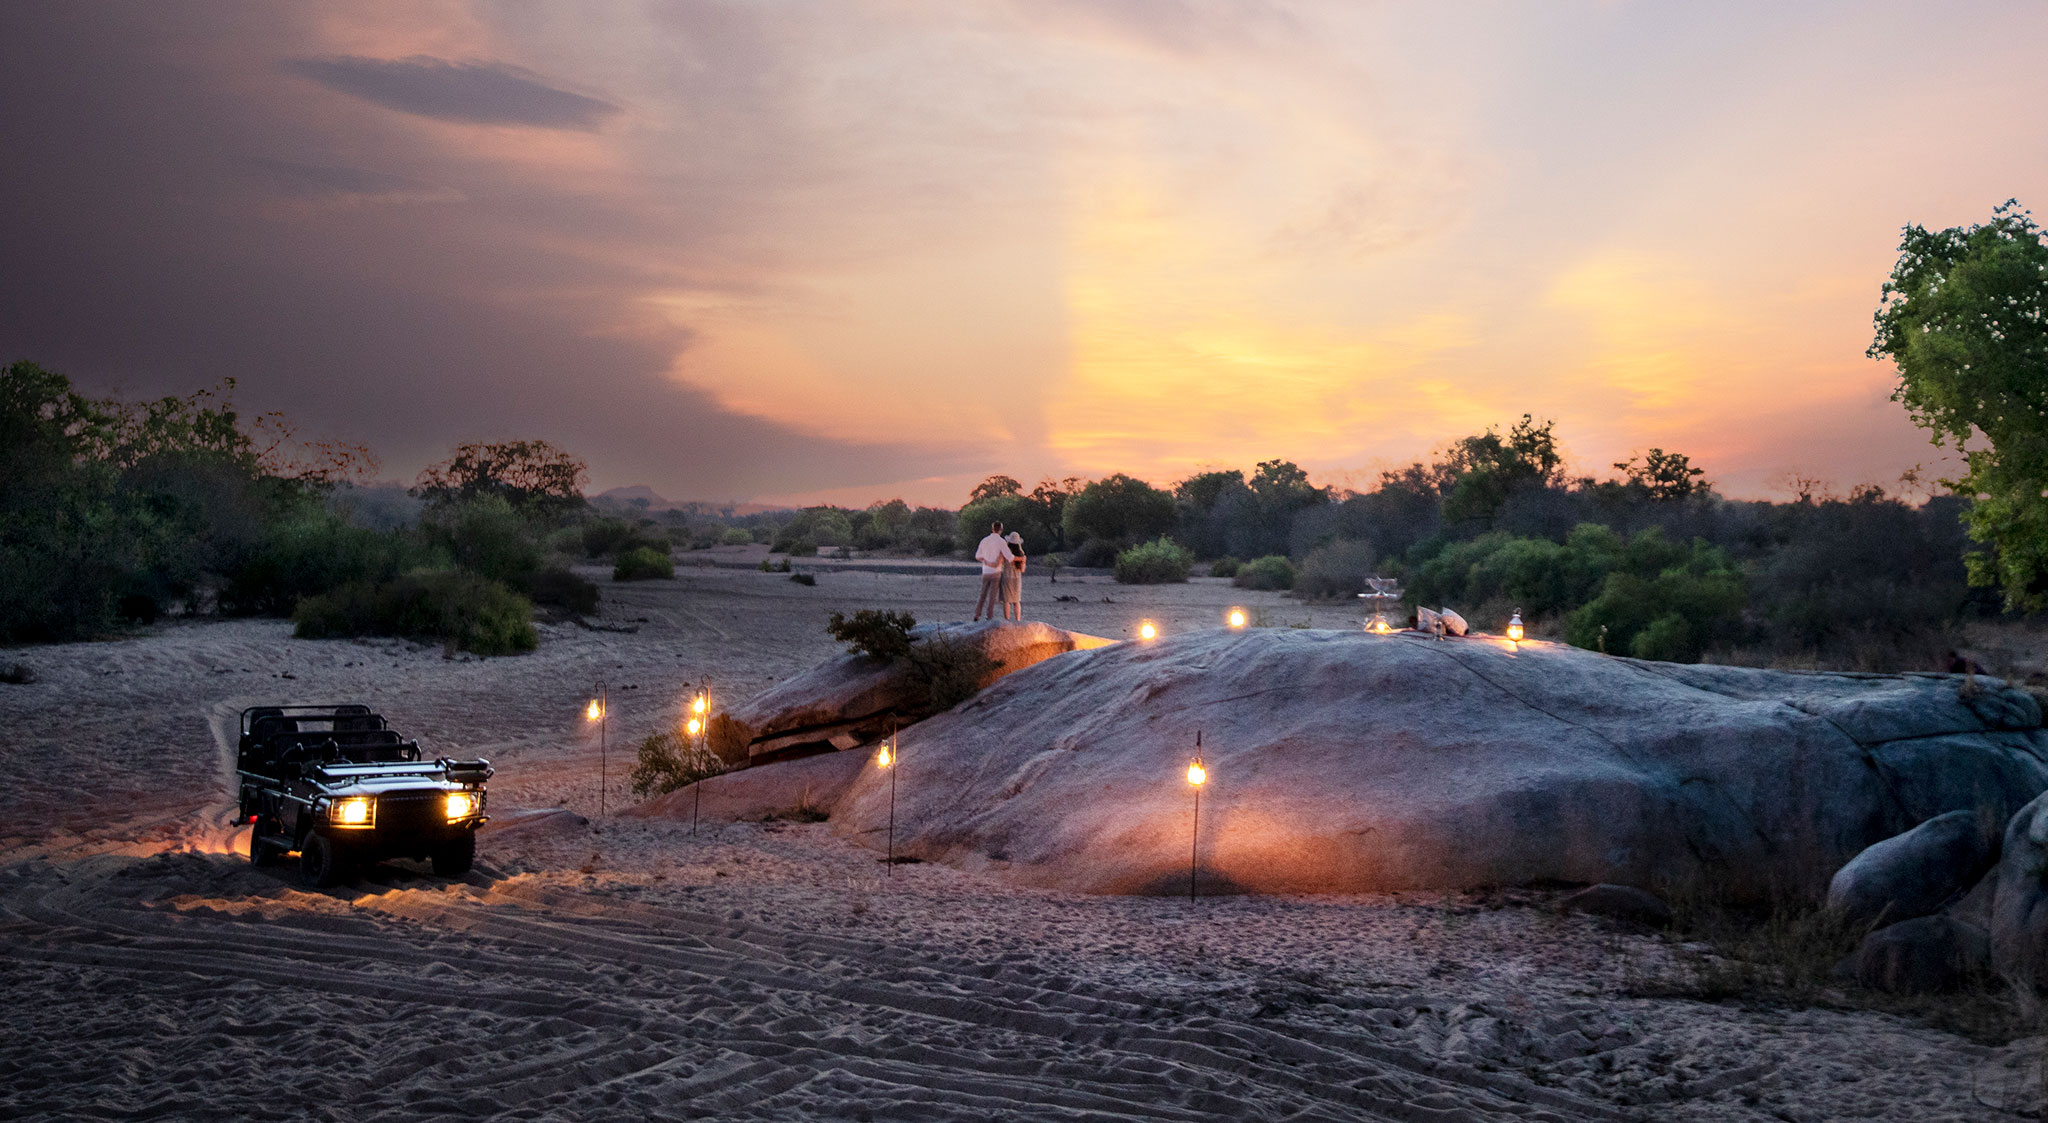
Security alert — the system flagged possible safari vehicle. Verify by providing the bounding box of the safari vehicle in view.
[236,704,492,887]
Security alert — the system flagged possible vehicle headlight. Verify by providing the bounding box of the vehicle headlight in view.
[331,796,373,827]
[445,791,479,821]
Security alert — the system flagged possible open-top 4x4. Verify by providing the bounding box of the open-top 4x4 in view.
[236,704,492,887]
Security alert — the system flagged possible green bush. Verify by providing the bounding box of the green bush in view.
[1113,536,1194,584]
[771,507,854,552]
[1564,548,1745,663]
[613,545,674,581]
[908,635,1001,712]
[521,566,599,615]
[220,507,414,616]
[1233,555,1297,591]
[1294,539,1376,600]
[1208,556,1242,579]
[580,517,647,558]
[432,495,541,583]
[720,527,753,546]
[828,609,917,659]
[292,571,537,655]
[630,728,729,797]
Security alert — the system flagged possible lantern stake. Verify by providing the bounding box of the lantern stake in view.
[590,680,608,818]
[1189,730,1204,903]
[884,721,898,877]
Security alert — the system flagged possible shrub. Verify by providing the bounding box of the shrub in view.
[819,612,999,714]
[1295,539,1377,601]
[1067,538,1120,568]
[907,635,1001,712]
[1565,550,1746,663]
[720,527,753,546]
[580,517,647,559]
[613,545,674,581]
[292,571,537,655]
[1208,556,1242,579]
[828,609,917,660]
[1113,536,1193,584]
[521,566,599,615]
[220,508,413,616]
[789,572,816,586]
[433,495,541,583]
[1233,555,1296,591]
[629,728,729,797]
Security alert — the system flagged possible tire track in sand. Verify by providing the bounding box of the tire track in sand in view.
[0,853,1640,1123]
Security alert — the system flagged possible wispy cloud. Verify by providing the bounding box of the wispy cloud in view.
[281,55,620,130]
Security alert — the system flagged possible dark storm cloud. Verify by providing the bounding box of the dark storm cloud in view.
[0,2,967,499]
[281,55,621,131]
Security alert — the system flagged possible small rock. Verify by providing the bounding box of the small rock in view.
[0,662,36,685]
[1561,884,1671,928]
[1827,808,1998,928]
[1849,914,1989,994]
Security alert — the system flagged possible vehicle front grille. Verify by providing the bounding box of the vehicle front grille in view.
[374,791,448,833]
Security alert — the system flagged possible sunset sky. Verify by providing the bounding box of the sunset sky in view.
[3,1,2043,506]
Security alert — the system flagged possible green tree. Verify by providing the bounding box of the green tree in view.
[414,439,588,522]
[1442,415,1564,524]
[1614,448,1708,501]
[1870,200,2048,609]
[968,475,1023,504]
[1061,473,1176,548]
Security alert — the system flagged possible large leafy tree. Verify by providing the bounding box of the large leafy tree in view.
[414,439,587,522]
[1441,414,1563,524]
[1870,200,2048,609]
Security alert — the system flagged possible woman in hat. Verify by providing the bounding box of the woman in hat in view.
[1000,531,1026,621]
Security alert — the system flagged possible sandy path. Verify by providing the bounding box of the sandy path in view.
[0,567,2040,1121]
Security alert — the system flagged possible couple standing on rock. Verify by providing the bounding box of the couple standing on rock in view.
[972,521,1027,622]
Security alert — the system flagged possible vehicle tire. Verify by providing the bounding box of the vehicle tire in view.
[431,832,476,878]
[301,832,350,888]
[248,826,280,868]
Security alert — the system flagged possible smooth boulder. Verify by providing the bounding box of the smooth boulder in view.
[1826,809,1998,928]
[1992,791,2048,987]
[723,621,1113,764]
[826,628,2048,897]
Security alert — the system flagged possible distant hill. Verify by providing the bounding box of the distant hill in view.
[593,486,784,517]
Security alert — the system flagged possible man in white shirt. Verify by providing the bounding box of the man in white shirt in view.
[972,521,1016,622]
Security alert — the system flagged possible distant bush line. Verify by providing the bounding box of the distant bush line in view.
[3,360,1999,670]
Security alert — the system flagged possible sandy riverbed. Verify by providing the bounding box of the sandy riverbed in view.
[0,566,2038,1121]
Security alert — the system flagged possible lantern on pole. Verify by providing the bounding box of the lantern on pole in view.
[1186,731,1206,902]
[1506,609,1525,648]
[688,686,711,835]
[1226,608,1247,629]
[1138,620,1159,642]
[587,681,608,817]
[877,724,899,875]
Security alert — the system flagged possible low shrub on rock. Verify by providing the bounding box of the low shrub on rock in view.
[293,571,537,655]
[1234,555,1296,591]
[720,528,754,546]
[613,545,675,581]
[1114,537,1194,584]
[828,609,918,660]
[630,727,730,797]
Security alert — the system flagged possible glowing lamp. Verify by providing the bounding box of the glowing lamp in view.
[444,791,478,821]
[586,699,602,722]
[692,694,708,716]
[1138,620,1158,641]
[1186,759,1206,786]
[686,717,702,736]
[331,796,372,827]
[1506,609,1525,645]
[1226,608,1246,629]
[878,742,893,769]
